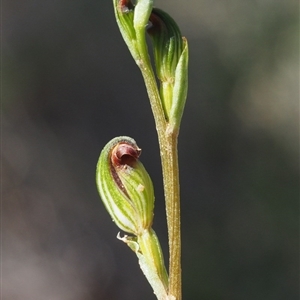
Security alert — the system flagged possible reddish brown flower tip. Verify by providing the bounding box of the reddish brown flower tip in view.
[118,0,134,13]
[111,141,141,168]
[147,10,163,36]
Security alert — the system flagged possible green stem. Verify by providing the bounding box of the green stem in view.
[138,228,169,290]
[161,130,181,300]
[137,54,182,300]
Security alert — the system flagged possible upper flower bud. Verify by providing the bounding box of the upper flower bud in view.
[147,8,188,125]
[96,136,155,235]
[147,8,183,82]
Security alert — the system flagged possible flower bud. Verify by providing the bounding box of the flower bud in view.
[147,8,188,126]
[96,136,154,235]
[113,0,135,51]
[147,8,183,82]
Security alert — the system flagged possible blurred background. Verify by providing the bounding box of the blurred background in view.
[3,0,299,299]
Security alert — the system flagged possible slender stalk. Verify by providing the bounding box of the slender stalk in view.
[137,56,182,300]
[161,130,181,300]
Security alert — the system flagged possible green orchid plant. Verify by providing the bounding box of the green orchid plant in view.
[96,1,188,299]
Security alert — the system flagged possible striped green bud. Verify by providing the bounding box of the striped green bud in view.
[96,136,154,235]
[147,8,189,127]
[97,137,169,297]
[113,0,135,52]
[147,8,183,83]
